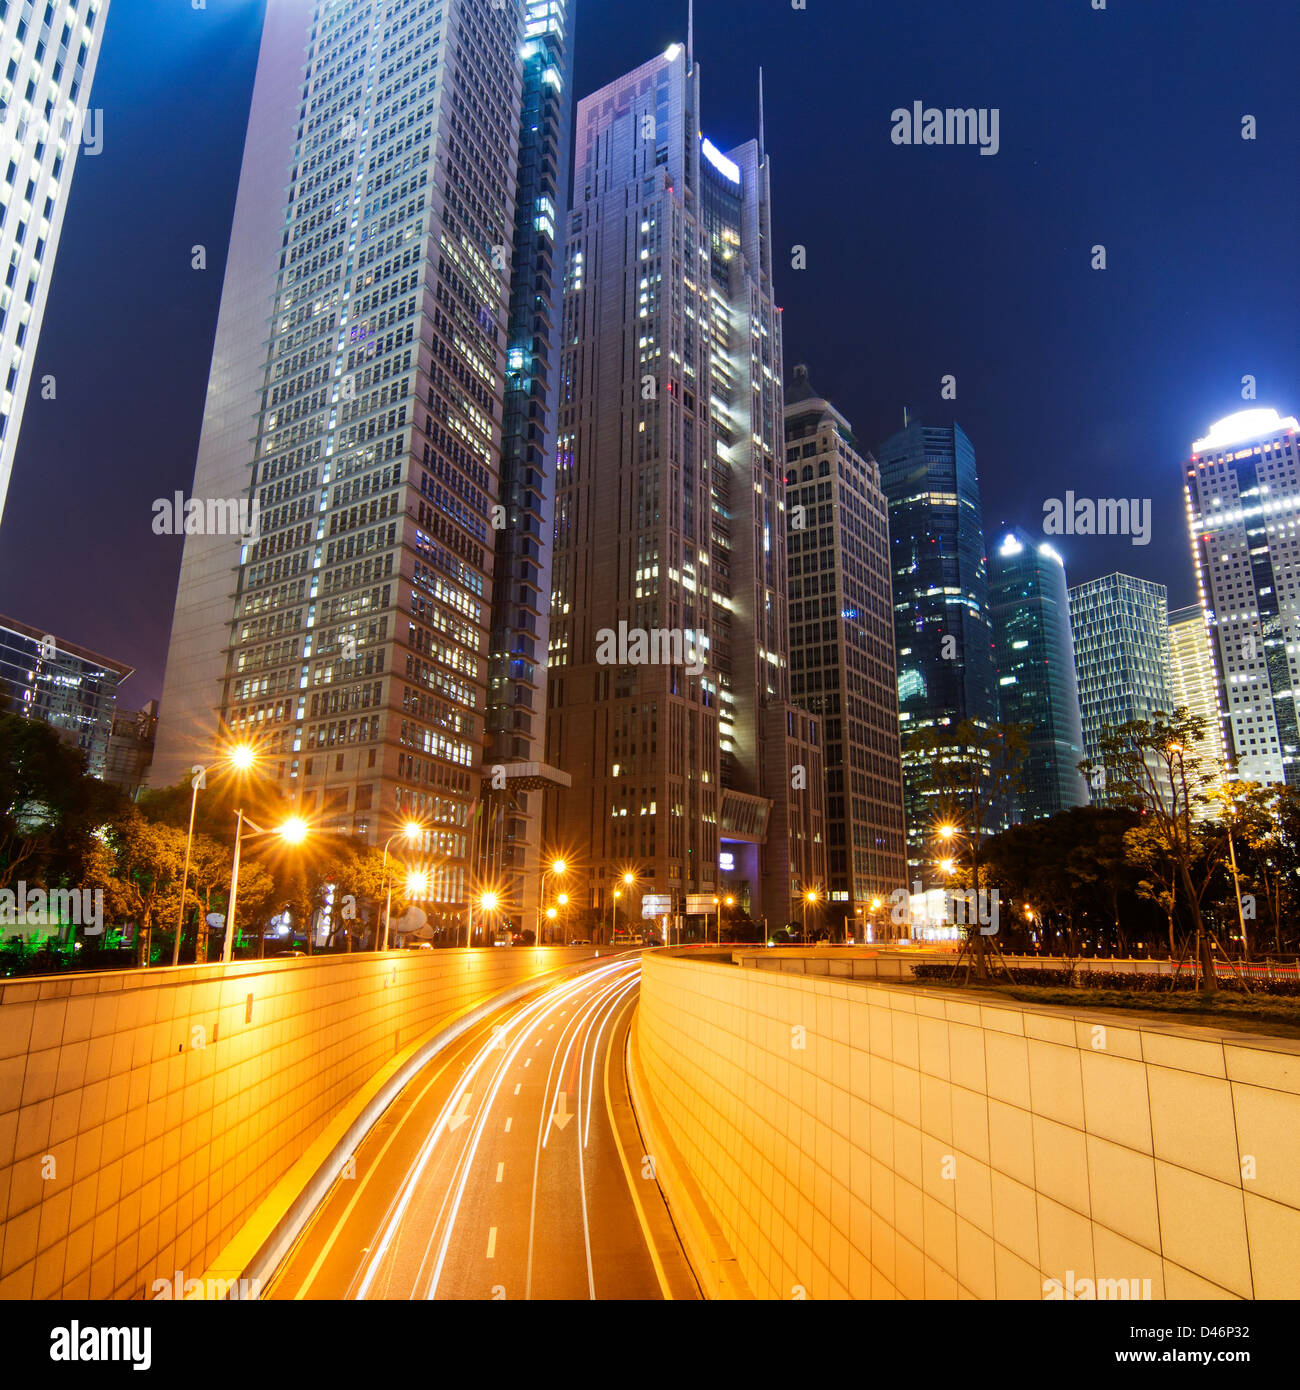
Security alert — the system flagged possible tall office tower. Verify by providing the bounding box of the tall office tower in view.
[0,611,130,779]
[472,0,574,929]
[876,419,997,870]
[988,528,1088,820]
[1068,572,1173,801]
[0,0,109,526]
[1184,407,1300,784]
[784,365,907,931]
[547,40,824,929]
[1168,602,1228,787]
[154,0,571,933]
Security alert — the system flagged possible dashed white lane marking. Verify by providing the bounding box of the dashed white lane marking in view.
[504,1118,512,1132]
[514,1083,522,1095]
[496,1163,505,1183]
[487,1227,497,1258]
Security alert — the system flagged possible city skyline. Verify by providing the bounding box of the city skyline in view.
[0,0,1295,702]
[1,0,1300,1324]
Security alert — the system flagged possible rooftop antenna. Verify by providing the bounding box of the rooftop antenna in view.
[758,66,766,165]
[903,406,909,428]
[687,0,694,72]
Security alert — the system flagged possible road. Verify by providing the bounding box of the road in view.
[265,953,699,1301]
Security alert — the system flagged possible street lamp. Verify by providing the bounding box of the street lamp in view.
[803,889,818,943]
[608,869,638,946]
[1215,786,1250,958]
[556,891,569,944]
[172,741,260,968]
[223,813,308,963]
[173,764,206,968]
[475,890,500,947]
[715,894,734,946]
[381,819,424,951]
[538,857,567,943]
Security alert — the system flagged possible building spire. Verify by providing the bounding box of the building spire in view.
[687,0,694,72]
[758,66,766,164]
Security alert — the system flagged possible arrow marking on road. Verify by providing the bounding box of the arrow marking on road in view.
[551,1090,574,1132]
[448,1091,473,1131]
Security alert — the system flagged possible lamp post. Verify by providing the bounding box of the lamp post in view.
[381,820,423,951]
[223,813,308,963]
[538,858,567,943]
[714,894,734,946]
[475,891,500,947]
[869,896,882,945]
[172,764,205,968]
[612,869,636,945]
[1215,786,1250,959]
[803,889,818,943]
[556,892,569,945]
[174,743,259,967]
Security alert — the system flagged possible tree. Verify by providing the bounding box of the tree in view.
[1082,707,1226,990]
[104,814,190,966]
[0,712,126,887]
[1210,782,1300,957]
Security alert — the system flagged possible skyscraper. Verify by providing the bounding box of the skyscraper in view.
[472,0,575,928]
[0,610,130,779]
[546,40,824,928]
[1068,572,1173,799]
[1168,602,1228,786]
[876,419,997,868]
[988,528,1087,820]
[1184,407,1300,784]
[784,365,906,931]
[153,0,574,932]
[0,0,110,527]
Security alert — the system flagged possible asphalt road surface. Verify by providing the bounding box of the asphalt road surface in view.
[265,954,699,1301]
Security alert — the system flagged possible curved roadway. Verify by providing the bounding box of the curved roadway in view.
[265,954,699,1301]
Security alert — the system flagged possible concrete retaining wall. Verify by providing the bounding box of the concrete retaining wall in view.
[0,947,596,1298]
[637,954,1300,1299]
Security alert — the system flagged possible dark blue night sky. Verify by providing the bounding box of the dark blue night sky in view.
[0,0,1295,704]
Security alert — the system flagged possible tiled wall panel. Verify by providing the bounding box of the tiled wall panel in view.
[638,957,1300,1300]
[0,949,592,1298]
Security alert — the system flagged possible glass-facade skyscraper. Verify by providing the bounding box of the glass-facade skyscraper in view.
[876,420,997,869]
[988,528,1087,819]
[0,0,110,527]
[153,0,575,933]
[0,610,130,779]
[1184,407,1300,785]
[1068,572,1173,801]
